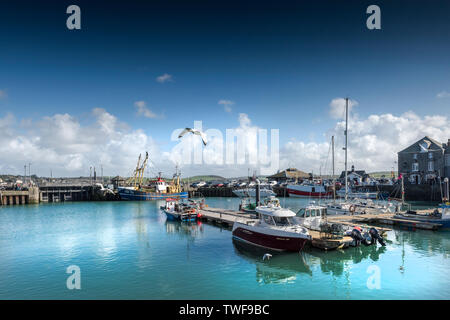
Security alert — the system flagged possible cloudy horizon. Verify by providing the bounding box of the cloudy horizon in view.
[1,97,449,178]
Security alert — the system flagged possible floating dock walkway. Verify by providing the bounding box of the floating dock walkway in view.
[197,207,442,250]
[327,212,442,231]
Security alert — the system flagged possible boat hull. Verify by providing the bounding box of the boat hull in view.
[394,215,450,229]
[232,225,309,252]
[163,209,197,222]
[287,187,332,198]
[233,189,275,198]
[336,191,379,199]
[118,187,188,201]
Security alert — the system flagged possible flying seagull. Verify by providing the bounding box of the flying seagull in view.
[262,253,272,261]
[178,128,208,146]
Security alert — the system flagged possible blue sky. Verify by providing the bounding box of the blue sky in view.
[0,0,450,177]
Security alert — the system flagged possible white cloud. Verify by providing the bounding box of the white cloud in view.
[1,104,449,178]
[156,73,173,83]
[0,89,7,99]
[329,97,358,119]
[0,109,161,177]
[437,91,450,98]
[280,111,450,175]
[134,101,157,118]
[218,99,234,112]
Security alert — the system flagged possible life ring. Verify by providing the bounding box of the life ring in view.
[349,205,356,214]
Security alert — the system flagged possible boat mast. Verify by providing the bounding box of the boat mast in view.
[332,135,335,202]
[344,97,349,202]
[401,174,405,205]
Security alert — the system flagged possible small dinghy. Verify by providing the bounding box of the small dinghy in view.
[394,205,450,229]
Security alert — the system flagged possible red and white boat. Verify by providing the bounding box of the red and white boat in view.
[286,183,333,198]
[232,203,311,252]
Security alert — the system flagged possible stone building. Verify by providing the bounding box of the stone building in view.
[339,165,370,185]
[398,136,450,184]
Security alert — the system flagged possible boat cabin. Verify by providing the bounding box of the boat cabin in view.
[297,206,327,218]
[150,177,168,193]
[296,204,328,231]
[256,207,298,227]
[165,198,177,211]
[440,203,450,220]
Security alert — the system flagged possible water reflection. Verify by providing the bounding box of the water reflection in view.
[231,237,390,285]
[165,220,204,240]
[392,229,450,257]
[132,202,150,243]
[164,220,204,261]
[304,245,387,277]
[232,240,312,284]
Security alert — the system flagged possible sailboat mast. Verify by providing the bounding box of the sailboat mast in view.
[344,97,349,201]
[332,135,335,201]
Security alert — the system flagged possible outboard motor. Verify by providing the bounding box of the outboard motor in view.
[369,227,386,246]
[361,232,372,246]
[349,228,365,246]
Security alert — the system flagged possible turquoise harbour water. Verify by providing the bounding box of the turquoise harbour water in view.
[0,198,449,300]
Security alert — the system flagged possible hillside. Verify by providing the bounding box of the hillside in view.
[181,175,226,182]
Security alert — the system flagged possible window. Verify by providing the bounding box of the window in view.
[428,152,433,159]
[428,161,434,171]
[297,208,305,217]
[412,163,419,172]
[413,154,418,160]
[263,215,275,225]
[273,216,294,226]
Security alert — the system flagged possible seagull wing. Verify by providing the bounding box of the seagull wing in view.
[178,128,192,138]
[198,131,208,146]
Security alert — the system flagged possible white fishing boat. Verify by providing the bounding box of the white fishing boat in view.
[233,187,275,198]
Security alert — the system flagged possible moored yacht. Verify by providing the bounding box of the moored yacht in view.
[233,187,276,198]
[232,204,311,252]
[325,199,396,215]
